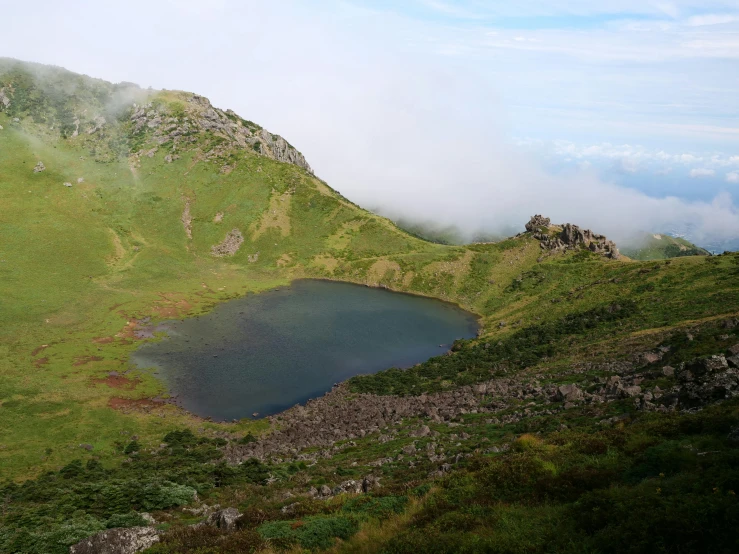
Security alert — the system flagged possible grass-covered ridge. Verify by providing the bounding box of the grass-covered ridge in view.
[620,233,711,260]
[2,59,739,553]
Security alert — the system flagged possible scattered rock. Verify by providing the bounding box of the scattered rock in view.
[63,182,73,187]
[211,229,244,257]
[70,527,159,554]
[181,199,192,240]
[79,443,93,451]
[77,177,84,184]
[33,161,45,173]
[281,502,300,515]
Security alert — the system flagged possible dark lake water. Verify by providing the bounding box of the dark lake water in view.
[131,279,479,421]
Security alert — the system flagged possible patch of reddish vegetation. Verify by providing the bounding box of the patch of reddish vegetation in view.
[92,336,114,344]
[34,357,49,368]
[153,295,193,318]
[92,374,140,390]
[108,302,126,312]
[31,344,49,356]
[73,356,104,367]
[107,397,163,411]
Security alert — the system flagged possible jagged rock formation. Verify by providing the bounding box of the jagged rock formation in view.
[128,94,312,173]
[69,527,159,554]
[526,216,620,259]
[525,214,550,232]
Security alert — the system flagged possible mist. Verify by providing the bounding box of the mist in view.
[2,1,738,248]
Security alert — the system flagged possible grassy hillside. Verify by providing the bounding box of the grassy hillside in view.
[1,60,739,553]
[621,233,710,260]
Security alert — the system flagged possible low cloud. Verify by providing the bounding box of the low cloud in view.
[728,171,739,183]
[690,168,716,177]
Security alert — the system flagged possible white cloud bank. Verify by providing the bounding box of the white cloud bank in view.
[1,0,738,246]
[728,171,739,183]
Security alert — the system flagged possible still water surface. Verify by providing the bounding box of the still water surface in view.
[132,280,478,420]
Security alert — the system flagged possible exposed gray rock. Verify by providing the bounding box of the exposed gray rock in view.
[362,475,380,493]
[69,527,159,554]
[206,507,241,530]
[211,229,243,257]
[0,88,10,109]
[525,215,551,232]
[410,425,431,437]
[129,94,312,173]
[281,502,300,514]
[675,356,738,408]
[33,161,45,173]
[536,220,619,259]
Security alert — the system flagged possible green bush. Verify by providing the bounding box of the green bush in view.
[258,515,360,550]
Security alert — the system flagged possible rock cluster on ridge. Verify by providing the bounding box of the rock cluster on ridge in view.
[525,215,620,259]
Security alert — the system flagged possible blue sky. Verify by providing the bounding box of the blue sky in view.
[1,0,739,244]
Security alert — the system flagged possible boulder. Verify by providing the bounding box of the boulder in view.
[677,356,728,383]
[410,425,431,438]
[69,527,159,554]
[362,475,380,493]
[555,384,583,402]
[525,215,551,232]
[206,507,241,530]
[33,161,45,173]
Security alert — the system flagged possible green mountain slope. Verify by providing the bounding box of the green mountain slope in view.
[621,233,710,260]
[1,61,739,554]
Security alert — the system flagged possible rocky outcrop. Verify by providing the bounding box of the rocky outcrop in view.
[675,355,739,408]
[128,95,313,173]
[206,508,241,530]
[529,216,620,259]
[525,215,551,232]
[69,527,159,554]
[211,229,243,257]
